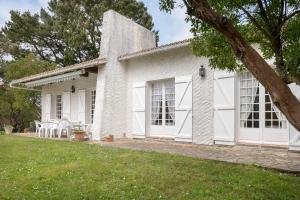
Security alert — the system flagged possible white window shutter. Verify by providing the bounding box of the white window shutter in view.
[62,92,71,120]
[288,83,300,151]
[214,70,235,145]
[175,76,193,142]
[132,82,146,138]
[44,94,51,121]
[78,90,86,124]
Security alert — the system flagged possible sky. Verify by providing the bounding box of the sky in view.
[0,0,192,45]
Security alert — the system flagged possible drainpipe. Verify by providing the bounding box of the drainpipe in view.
[9,82,41,92]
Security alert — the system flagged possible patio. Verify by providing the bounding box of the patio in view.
[19,133,300,173]
[91,138,300,173]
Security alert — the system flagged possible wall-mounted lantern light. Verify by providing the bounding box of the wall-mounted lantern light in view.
[71,85,76,93]
[199,65,206,78]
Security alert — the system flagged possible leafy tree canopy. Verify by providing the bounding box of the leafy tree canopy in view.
[160,0,300,83]
[0,54,55,131]
[4,53,55,81]
[1,0,156,66]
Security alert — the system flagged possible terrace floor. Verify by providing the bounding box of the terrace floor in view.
[91,137,300,173]
[20,133,300,173]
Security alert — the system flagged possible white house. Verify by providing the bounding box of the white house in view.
[10,10,300,150]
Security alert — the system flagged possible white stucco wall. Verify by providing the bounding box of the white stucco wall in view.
[124,47,214,145]
[92,10,156,139]
[41,73,97,123]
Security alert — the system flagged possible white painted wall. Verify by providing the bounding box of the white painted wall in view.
[124,47,214,145]
[288,83,300,150]
[41,73,97,123]
[92,10,156,139]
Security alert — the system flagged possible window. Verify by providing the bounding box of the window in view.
[91,90,96,124]
[56,95,62,119]
[151,82,163,125]
[240,72,287,129]
[165,81,175,126]
[151,79,175,126]
[240,72,260,128]
[264,91,287,128]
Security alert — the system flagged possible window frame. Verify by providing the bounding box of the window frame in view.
[151,79,175,127]
[56,94,62,119]
[91,90,96,124]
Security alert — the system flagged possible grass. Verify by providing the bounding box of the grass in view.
[0,135,299,200]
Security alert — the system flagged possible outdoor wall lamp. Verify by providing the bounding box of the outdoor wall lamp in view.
[71,85,76,93]
[199,65,206,78]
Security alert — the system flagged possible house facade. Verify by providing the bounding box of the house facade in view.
[10,10,300,150]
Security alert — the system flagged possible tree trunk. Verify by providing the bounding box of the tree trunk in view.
[191,0,300,131]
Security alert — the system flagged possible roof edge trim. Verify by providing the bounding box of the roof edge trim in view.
[10,57,106,85]
[118,39,190,61]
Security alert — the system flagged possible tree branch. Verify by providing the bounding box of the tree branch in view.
[257,0,277,33]
[257,0,270,23]
[183,0,193,15]
[239,6,273,41]
[283,9,300,24]
[278,0,285,25]
[32,44,47,61]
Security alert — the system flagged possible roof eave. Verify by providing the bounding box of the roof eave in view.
[10,57,107,86]
[118,41,190,61]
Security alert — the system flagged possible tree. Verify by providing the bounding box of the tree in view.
[1,0,156,66]
[0,54,55,131]
[159,0,300,131]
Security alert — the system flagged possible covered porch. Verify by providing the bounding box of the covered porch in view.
[10,58,107,138]
[41,73,97,125]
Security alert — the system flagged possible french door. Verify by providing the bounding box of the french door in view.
[238,72,289,145]
[150,79,176,137]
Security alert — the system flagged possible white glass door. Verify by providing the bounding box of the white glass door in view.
[238,72,288,145]
[239,72,261,142]
[262,91,288,144]
[150,79,176,137]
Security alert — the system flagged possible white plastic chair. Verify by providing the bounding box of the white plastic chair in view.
[38,122,52,138]
[84,124,93,140]
[49,122,59,138]
[34,120,42,137]
[57,119,73,139]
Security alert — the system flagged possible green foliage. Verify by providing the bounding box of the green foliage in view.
[0,54,55,131]
[1,0,156,66]
[160,0,300,82]
[4,53,55,81]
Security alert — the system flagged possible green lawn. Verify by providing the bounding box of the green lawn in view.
[0,136,299,200]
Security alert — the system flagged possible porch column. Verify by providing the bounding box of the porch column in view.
[91,67,105,140]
